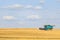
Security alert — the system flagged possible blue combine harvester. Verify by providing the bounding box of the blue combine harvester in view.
[39,25,54,30]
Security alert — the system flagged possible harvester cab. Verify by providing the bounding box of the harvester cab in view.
[44,25,54,30]
[39,25,54,30]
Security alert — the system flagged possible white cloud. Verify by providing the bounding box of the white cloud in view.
[33,6,42,10]
[3,16,15,20]
[27,15,41,19]
[4,4,23,9]
[2,4,42,10]
[40,0,45,3]
[25,5,42,10]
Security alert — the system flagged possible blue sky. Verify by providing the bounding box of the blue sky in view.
[0,0,59,28]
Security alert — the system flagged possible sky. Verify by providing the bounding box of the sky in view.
[0,0,59,28]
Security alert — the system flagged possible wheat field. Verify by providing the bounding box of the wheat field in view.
[0,28,60,40]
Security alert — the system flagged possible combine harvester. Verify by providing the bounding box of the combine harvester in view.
[39,25,54,30]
